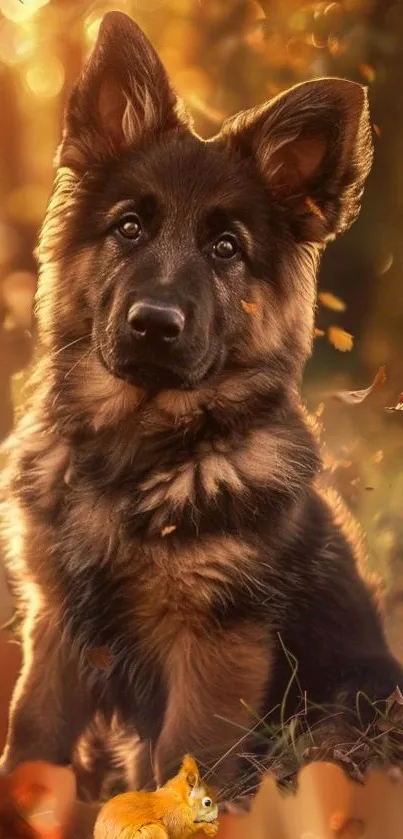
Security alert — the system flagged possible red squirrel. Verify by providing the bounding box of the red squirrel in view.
[94,755,219,839]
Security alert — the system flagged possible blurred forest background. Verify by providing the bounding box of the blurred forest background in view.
[0,0,402,659]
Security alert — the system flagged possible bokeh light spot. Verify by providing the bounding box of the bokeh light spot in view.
[0,20,36,66]
[25,55,64,98]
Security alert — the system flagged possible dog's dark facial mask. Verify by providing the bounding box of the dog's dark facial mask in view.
[39,11,373,393]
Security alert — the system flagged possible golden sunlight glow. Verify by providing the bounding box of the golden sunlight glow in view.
[84,13,103,47]
[1,0,49,24]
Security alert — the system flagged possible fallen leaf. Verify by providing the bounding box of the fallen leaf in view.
[87,647,113,670]
[321,366,386,405]
[328,326,354,352]
[318,291,346,312]
[161,525,177,537]
[305,196,326,221]
[241,300,259,314]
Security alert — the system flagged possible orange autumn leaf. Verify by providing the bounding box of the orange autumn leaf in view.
[241,299,259,314]
[322,366,387,405]
[359,63,376,82]
[161,525,177,537]
[328,326,354,352]
[318,291,347,312]
[314,327,325,337]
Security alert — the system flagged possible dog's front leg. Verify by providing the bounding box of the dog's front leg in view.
[153,624,270,788]
[1,605,94,773]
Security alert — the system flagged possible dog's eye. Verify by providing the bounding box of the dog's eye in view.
[212,234,239,261]
[202,797,213,808]
[116,214,143,242]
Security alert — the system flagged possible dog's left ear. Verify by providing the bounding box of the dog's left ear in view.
[221,78,373,242]
[58,11,188,169]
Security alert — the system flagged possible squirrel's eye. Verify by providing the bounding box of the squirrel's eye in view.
[116,214,143,242]
[202,797,212,808]
[212,233,239,261]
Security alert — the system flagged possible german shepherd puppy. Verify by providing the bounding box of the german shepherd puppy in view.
[1,11,402,797]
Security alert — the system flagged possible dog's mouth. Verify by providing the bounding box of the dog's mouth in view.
[115,362,188,391]
[98,346,226,392]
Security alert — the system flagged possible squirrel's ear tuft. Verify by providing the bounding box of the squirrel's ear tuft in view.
[181,755,200,788]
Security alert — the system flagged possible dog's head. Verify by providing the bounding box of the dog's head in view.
[38,11,372,395]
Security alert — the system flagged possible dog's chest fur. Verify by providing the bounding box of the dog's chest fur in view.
[20,425,274,642]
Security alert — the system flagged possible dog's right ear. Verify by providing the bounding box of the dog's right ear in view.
[57,12,188,169]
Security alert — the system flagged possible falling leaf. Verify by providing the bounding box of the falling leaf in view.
[305,196,326,220]
[315,402,325,417]
[87,647,113,670]
[161,525,177,537]
[314,327,325,337]
[359,63,376,82]
[321,367,386,405]
[330,813,365,839]
[328,326,354,352]
[386,393,403,413]
[318,291,346,312]
[241,299,259,314]
[373,123,381,137]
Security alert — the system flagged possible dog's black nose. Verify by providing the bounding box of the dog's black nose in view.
[127,300,185,343]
